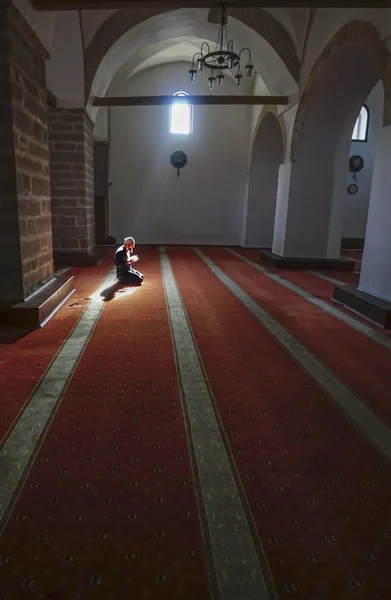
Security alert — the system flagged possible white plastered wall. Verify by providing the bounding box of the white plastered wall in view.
[107,61,251,245]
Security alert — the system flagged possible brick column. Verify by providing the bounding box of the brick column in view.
[0,4,53,305]
[49,109,95,258]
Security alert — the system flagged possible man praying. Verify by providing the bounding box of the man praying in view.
[115,237,144,285]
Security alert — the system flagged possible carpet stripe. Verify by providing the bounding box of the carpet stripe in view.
[0,249,211,598]
[160,247,276,600]
[0,258,113,444]
[225,248,391,350]
[309,271,348,286]
[0,268,117,529]
[168,247,391,598]
[194,248,391,463]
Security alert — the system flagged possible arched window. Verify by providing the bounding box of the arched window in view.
[169,92,192,135]
[351,105,369,141]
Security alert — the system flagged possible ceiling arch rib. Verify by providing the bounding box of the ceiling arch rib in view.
[84,7,301,106]
[109,37,255,96]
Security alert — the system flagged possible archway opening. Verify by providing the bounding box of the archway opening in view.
[88,9,298,245]
[340,81,384,254]
[86,8,298,121]
[277,43,383,259]
[244,112,283,248]
[105,59,251,245]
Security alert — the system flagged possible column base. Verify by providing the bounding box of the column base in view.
[54,246,106,268]
[0,275,75,333]
[333,284,391,329]
[259,249,355,270]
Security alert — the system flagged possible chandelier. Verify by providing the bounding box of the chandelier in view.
[189,3,254,90]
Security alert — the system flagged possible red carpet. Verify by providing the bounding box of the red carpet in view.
[342,251,363,270]
[0,248,209,600]
[1,245,391,599]
[274,269,391,334]
[167,246,391,599]
[343,251,363,261]
[237,247,389,335]
[279,267,359,289]
[260,269,379,329]
[202,247,391,424]
[0,258,113,444]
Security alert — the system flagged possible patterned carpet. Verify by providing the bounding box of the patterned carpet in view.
[1,246,391,599]
[0,259,113,443]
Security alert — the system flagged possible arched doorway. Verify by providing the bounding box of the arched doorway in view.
[244,112,283,248]
[273,22,388,260]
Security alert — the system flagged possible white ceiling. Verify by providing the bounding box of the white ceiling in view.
[113,37,259,96]
[129,39,202,78]
[89,7,298,116]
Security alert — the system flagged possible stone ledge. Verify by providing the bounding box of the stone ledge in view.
[259,249,355,270]
[54,247,106,268]
[333,285,391,329]
[5,275,75,330]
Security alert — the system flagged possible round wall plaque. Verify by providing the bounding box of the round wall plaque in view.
[349,155,364,173]
[170,151,187,176]
[348,183,358,195]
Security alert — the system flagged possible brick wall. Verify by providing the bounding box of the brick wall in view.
[49,109,95,254]
[0,4,53,303]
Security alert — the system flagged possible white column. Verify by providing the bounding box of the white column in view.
[272,158,336,258]
[359,125,391,302]
[326,125,353,258]
[272,162,291,255]
[240,173,250,246]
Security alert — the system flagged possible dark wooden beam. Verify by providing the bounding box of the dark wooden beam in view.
[32,0,266,6]
[93,95,289,106]
[31,0,391,10]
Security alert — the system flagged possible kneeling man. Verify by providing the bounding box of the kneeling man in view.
[115,236,144,285]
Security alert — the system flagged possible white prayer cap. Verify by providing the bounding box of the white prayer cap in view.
[124,236,135,244]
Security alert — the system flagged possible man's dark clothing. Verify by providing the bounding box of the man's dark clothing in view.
[114,245,144,285]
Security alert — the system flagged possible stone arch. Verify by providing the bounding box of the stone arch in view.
[291,21,391,161]
[272,20,391,260]
[84,7,301,100]
[243,111,284,248]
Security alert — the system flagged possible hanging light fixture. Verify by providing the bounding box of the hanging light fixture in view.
[189,3,254,90]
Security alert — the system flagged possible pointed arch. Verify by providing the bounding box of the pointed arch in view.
[84,7,300,102]
[252,105,287,161]
[291,21,391,161]
[244,111,284,248]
